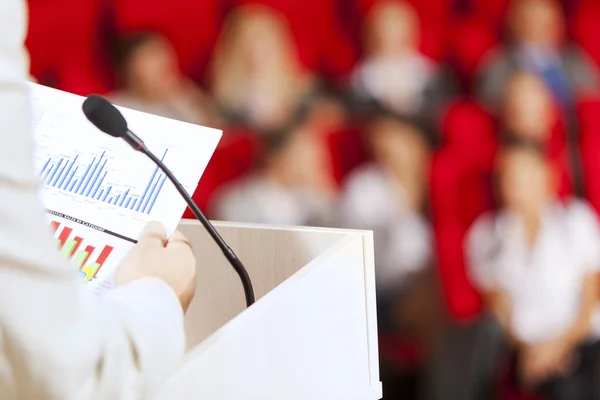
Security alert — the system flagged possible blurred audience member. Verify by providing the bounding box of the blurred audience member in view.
[349,0,451,144]
[501,72,556,144]
[109,32,215,125]
[500,72,578,197]
[210,5,338,134]
[335,113,441,377]
[477,0,600,112]
[336,113,432,293]
[465,142,600,399]
[212,126,336,226]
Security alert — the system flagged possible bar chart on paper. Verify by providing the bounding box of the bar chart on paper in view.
[39,148,170,215]
[49,214,134,291]
[30,83,223,293]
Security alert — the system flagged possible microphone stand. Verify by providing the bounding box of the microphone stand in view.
[135,132,256,307]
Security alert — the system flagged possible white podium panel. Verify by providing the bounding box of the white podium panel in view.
[155,221,382,400]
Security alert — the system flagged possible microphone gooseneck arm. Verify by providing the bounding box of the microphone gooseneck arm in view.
[130,130,256,307]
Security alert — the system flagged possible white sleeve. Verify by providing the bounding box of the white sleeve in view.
[464,214,498,291]
[0,2,185,398]
[569,200,600,273]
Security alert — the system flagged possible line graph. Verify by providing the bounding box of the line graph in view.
[40,148,169,215]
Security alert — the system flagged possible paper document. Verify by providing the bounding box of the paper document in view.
[30,83,222,293]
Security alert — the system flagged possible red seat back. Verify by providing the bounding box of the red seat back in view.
[430,150,488,319]
[185,130,260,218]
[573,5,600,69]
[431,101,498,319]
[578,97,600,215]
[27,0,108,94]
[447,17,499,88]
[327,126,367,184]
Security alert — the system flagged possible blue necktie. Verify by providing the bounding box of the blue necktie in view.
[538,60,573,109]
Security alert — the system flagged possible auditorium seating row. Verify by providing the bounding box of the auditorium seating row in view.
[191,96,600,320]
[27,0,600,95]
[27,0,600,321]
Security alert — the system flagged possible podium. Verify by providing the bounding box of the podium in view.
[155,220,382,400]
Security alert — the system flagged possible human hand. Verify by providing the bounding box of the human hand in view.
[116,222,197,312]
[519,338,574,387]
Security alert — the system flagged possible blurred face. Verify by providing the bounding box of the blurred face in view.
[370,119,407,165]
[510,0,564,48]
[273,129,333,189]
[233,10,295,76]
[212,6,306,131]
[364,1,419,57]
[369,118,424,170]
[125,36,180,99]
[503,73,554,141]
[498,149,551,214]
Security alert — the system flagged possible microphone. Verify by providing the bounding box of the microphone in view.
[82,94,255,307]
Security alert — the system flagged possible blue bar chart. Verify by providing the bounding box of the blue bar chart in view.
[40,149,169,215]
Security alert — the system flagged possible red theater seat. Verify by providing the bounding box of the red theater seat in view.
[26,0,108,94]
[547,118,573,200]
[578,97,600,215]
[185,130,260,219]
[378,333,421,369]
[573,6,600,69]
[430,100,497,319]
[327,126,367,184]
[471,0,512,28]
[440,100,497,169]
[430,150,486,319]
[448,17,499,88]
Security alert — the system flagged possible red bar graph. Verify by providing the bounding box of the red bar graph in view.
[81,245,95,267]
[70,236,84,257]
[57,227,72,248]
[49,219,117,282]
[92,246,114,278]
[50,221,60,233]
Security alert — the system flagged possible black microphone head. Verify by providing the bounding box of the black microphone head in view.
[82,95,128,138]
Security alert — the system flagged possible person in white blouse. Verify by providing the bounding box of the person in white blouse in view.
[336,114,431,292]
[213,126,337,227]
[335,114,433,340]
[109,32,215,126]
[349,1,452,145]
[0,1,197,399]
[465,142,600,399]
[351,1,437,118]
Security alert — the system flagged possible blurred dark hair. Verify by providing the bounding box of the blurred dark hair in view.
[492,136,547,194]
[499,134,546,156]
[353,99,405,125]
[261,126,300,159]
[253,90,322,159]
[109,31,158,75]
[352,99,436,148]
[360,104,423,148]
[366,107,419,131]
